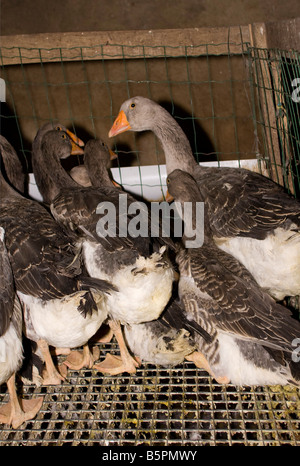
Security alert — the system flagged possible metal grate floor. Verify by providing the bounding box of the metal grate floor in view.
[0,339,299,446]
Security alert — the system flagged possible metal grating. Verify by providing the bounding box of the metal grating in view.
[1,339,299,446]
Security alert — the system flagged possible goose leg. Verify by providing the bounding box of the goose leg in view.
[185,351,230,384]
[63,343,100,370]
[51,347,71,356]
[91,324,114,344]
[37,339,65,385]
[93,320,140,375]
[0,373,43,428]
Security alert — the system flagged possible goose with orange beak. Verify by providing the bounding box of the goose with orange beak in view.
[30,132,175,376]
[3,132,116,383]
[109,96,300,304]
[31,122,85,204]
[54,138,175,375]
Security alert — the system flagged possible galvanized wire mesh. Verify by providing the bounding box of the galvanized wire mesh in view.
[248,46,300,196]
[1,40,299,196]
[0,39,264,193]
[0,340,299,446]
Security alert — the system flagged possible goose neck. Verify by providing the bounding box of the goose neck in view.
[152,114,197,175]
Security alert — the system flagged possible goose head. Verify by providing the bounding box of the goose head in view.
[108,97,195,175]
[167,169,202,204]
[33,122,84,159]
[40,129,83,161]
[108,96,163,137]
[69,138,117,188]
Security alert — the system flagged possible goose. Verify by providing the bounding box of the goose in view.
[31,130,175,375]
[0,135,47,387]
[68,137,217,368]
[2,133,86,375]
[0,227,43,427]
[0,136,116,384]
[31,121,84,205]
[123,294,215,367]
[165,169,300,386]
[108,96,300,302]
[69,138,119,188]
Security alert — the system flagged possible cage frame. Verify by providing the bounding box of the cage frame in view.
[0,18,299,446]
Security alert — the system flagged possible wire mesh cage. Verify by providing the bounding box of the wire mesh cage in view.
[0,23,300,446]
[249,46,300,196]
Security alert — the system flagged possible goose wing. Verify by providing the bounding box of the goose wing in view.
[196,167,300,239]
[178,246,300,353]
[1,197,82,300]
[51,185,173,257]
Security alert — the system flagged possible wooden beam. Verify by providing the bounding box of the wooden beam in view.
[246,18,300,51]
[0,25,250,65]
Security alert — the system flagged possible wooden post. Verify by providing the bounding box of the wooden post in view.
[249,20,299,192]
[248,23,284,186]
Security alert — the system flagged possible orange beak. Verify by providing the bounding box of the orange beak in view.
[109,149,118,160]
[108,110,131,138]
[165,190,174,202]
[112,180,122,189]
[66,129,85,147]
[70,139,84,155]
[64,129,84,155]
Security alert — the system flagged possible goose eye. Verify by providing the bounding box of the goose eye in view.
[55,125,62,131]
[166,178,170,184]
[61,133,67,139]
[130,103,135,109]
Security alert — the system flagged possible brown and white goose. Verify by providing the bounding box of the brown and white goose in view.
[109,96,300,302]
[166,169,300,386]
[67,139,214,367]
[0,226,43,428]
[32,130,175,375]
[123,294,214,367]
[0,136,115,384]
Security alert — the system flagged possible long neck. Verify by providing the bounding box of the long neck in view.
[85,155,112,188]
[152,106,197,175]
[32,142,77,203]
[179,201,209,247]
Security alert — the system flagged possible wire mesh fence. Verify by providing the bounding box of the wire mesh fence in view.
[249,46,300,196]
[0,34,267,193]
[0,28,299,445]
[1,36,299,197]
